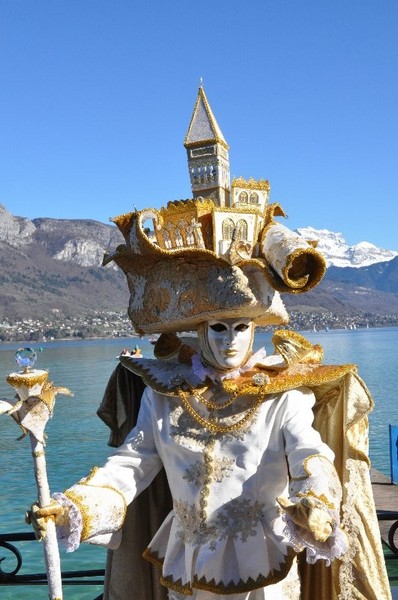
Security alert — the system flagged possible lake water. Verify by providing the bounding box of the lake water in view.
[0,327,397,599]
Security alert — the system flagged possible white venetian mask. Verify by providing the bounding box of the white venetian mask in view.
[202,318,254,370]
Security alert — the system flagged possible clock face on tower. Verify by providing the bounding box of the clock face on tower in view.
[191,146,215,158]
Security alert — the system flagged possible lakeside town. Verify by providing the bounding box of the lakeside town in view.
[1,309,397,343]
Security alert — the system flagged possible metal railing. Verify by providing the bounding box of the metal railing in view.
[2,514,398,594]
[377,510,398,583]
[0,531,104,597]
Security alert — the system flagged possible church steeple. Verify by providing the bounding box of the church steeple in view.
[184,86,231,207]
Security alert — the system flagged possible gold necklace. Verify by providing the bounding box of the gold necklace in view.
[188,384,239,410]
[177,387,266,434]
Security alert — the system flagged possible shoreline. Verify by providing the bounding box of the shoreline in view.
[1,324,398,346]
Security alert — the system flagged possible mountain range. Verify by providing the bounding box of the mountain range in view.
[296,226,398,268]
[1,203,398,327]
[0,204,127,320]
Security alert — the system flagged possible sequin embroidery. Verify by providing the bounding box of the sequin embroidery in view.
[173,497,266,550]
[183,456,235,486]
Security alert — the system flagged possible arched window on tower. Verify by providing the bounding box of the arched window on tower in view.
[249,192,259,204]
[222,218,235,241]
[238,191,248,204]
[236,219,248,241]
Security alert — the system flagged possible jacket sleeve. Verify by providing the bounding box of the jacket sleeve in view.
[55,388,163,551]
[281,387,348,565]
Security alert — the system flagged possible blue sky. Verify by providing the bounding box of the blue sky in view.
[1,1,397,249]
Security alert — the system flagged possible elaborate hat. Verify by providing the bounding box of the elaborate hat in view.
[104,87,326,335]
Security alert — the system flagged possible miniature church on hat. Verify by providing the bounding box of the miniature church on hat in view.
[155,85,271,262]
[184,84,269,209]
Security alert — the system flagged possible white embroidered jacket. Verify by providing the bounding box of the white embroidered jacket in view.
[55,385,347,595]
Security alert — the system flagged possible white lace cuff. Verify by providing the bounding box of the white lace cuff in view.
[282,509,348,566]
[52,492,83,553]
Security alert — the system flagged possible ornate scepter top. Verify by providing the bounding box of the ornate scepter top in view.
[6,347,49,401]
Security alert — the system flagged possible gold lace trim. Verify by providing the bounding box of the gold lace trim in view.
[290,455,341,511]
[65,467,127,541]
[143,547,296,595]
[193,548,295,593]
[160,576,193,596]
[63,490,92,542]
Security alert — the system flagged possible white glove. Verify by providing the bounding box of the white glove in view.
[25,499,69,541]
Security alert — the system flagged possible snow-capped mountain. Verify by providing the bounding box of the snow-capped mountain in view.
[295,227,398,268]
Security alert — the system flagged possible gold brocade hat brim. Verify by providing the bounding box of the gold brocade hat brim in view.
[104,203,326,335]
[115,252,289,334]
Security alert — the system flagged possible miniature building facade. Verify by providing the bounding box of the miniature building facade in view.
[153,86,271,260]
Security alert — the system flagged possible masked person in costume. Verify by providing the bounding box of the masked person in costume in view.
[27,87,391,600]
[27,203,391,600]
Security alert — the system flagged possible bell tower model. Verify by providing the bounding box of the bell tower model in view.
[184,85,231,207]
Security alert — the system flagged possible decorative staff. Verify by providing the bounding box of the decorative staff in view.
[0,347,73,600]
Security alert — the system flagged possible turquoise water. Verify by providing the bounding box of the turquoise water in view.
[0,327,397,598]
